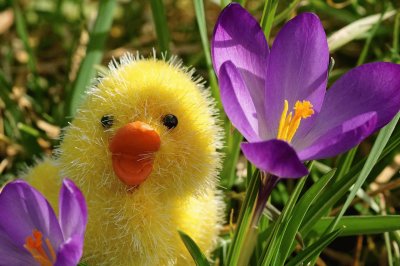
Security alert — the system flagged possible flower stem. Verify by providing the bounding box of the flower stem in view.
[232,171,279,266]
[252,172,279,227]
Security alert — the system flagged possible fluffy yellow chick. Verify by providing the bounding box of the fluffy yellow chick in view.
[25,53,225,265]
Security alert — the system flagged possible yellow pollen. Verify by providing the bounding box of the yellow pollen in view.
[24,229,56,266]
[277,100,314,143]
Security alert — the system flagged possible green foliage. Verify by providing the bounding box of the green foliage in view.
[179,230,211,266]
[68,0,116,117]
[1,0,400,265]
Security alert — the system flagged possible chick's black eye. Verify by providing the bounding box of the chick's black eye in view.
[162,114,178,129]
[101,115,114,129]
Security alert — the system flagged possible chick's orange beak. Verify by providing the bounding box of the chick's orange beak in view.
[109,121,161,186]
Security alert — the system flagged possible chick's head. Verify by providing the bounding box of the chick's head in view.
[59,54,223,197]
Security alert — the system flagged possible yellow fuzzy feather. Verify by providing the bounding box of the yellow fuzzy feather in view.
[25,53,225,265]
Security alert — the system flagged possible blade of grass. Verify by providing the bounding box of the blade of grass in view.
[221,0,231,8]
[285,228,344,266]
[273,0,302,25]
[260,174,309,266]
[13,2,37,75]
[193,0,221,107]
[356,6,386,65]
[336,148,357,180]
[220,130,242,188]
[309,0,356,23]
[300,123,400,236]
[391,11,400,61]
[150,0,170,54]
[67,0,116,117]
[308,113,400,264]
[328,10,395,52]
[0,72,23,122]
[385,231,394,266]
[330,112,400,231]
[277,169,337,265]
[311,216,400,236]
[226,170,260,265]
[13,1,42,104]
[260,0,279,41]
[178,230,210,266]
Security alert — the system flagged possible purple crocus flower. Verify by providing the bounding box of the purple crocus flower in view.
[212,3,400,178]
[0,179,87,266]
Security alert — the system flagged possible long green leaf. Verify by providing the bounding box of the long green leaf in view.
[330,112,400,231]
[227,170,260,265]
[13,2,37,75]
[286,228,343,266]
[311,216,400,236]
[273,0,302,25]
[260,0,279,41]
[308,113,400,264]
[300,123,400,236]
[261,175,308,266]
[220,130,242,188]
[356,7,387,66]
[328,10,396,52]
[193,0,220,107]
[278,169,337,265]
[67,0,116,117]
[178,231,210,266]
[150,0,170,53]
[392,12,400,61]
[336,148,357,180]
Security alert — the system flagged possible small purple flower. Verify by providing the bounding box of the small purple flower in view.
[212,3,400,178]
[0,179,87,266]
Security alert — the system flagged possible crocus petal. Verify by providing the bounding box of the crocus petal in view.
[241,140,308,178]
[297,62,400,160]
[0,180,63,249]
[0,230,34,265]
[54,235,84,266]
[59,179,87,240]
[298,112,377,160]
[264,13,329,140]
[212,3,270,137]
[219,61,260,141]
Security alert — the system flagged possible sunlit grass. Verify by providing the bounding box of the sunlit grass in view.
[1,0,400,265]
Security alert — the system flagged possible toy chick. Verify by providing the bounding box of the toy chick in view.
[25,53,225,265]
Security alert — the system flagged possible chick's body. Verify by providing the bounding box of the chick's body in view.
[26,54,224,265]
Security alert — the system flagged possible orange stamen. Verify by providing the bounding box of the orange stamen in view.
[277,100,314,143]
[24,229,56,266]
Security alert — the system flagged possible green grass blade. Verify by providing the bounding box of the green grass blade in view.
[220,130,242,188]
[392,12,400,61]
[278,169,337,264]
[193,0,221,107]
[309,0,356,23]
[285,228,343,266]
[336,148,357,180]
[221,0,231,8]
[13,2,37,75]
[356,8,386,66]
[13,1,42,103]
[227,170,260,265]
[150,0,170,54]
[306,113,400,264]
[67,0,116,117]
[328,10,396,52]
[261,0,279,41]
[273,0,302,25]
[300,123,400,236]
[330,112,400,231]
[312,216,400,236]
[178,231,210,266]
[261,174,309,266]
